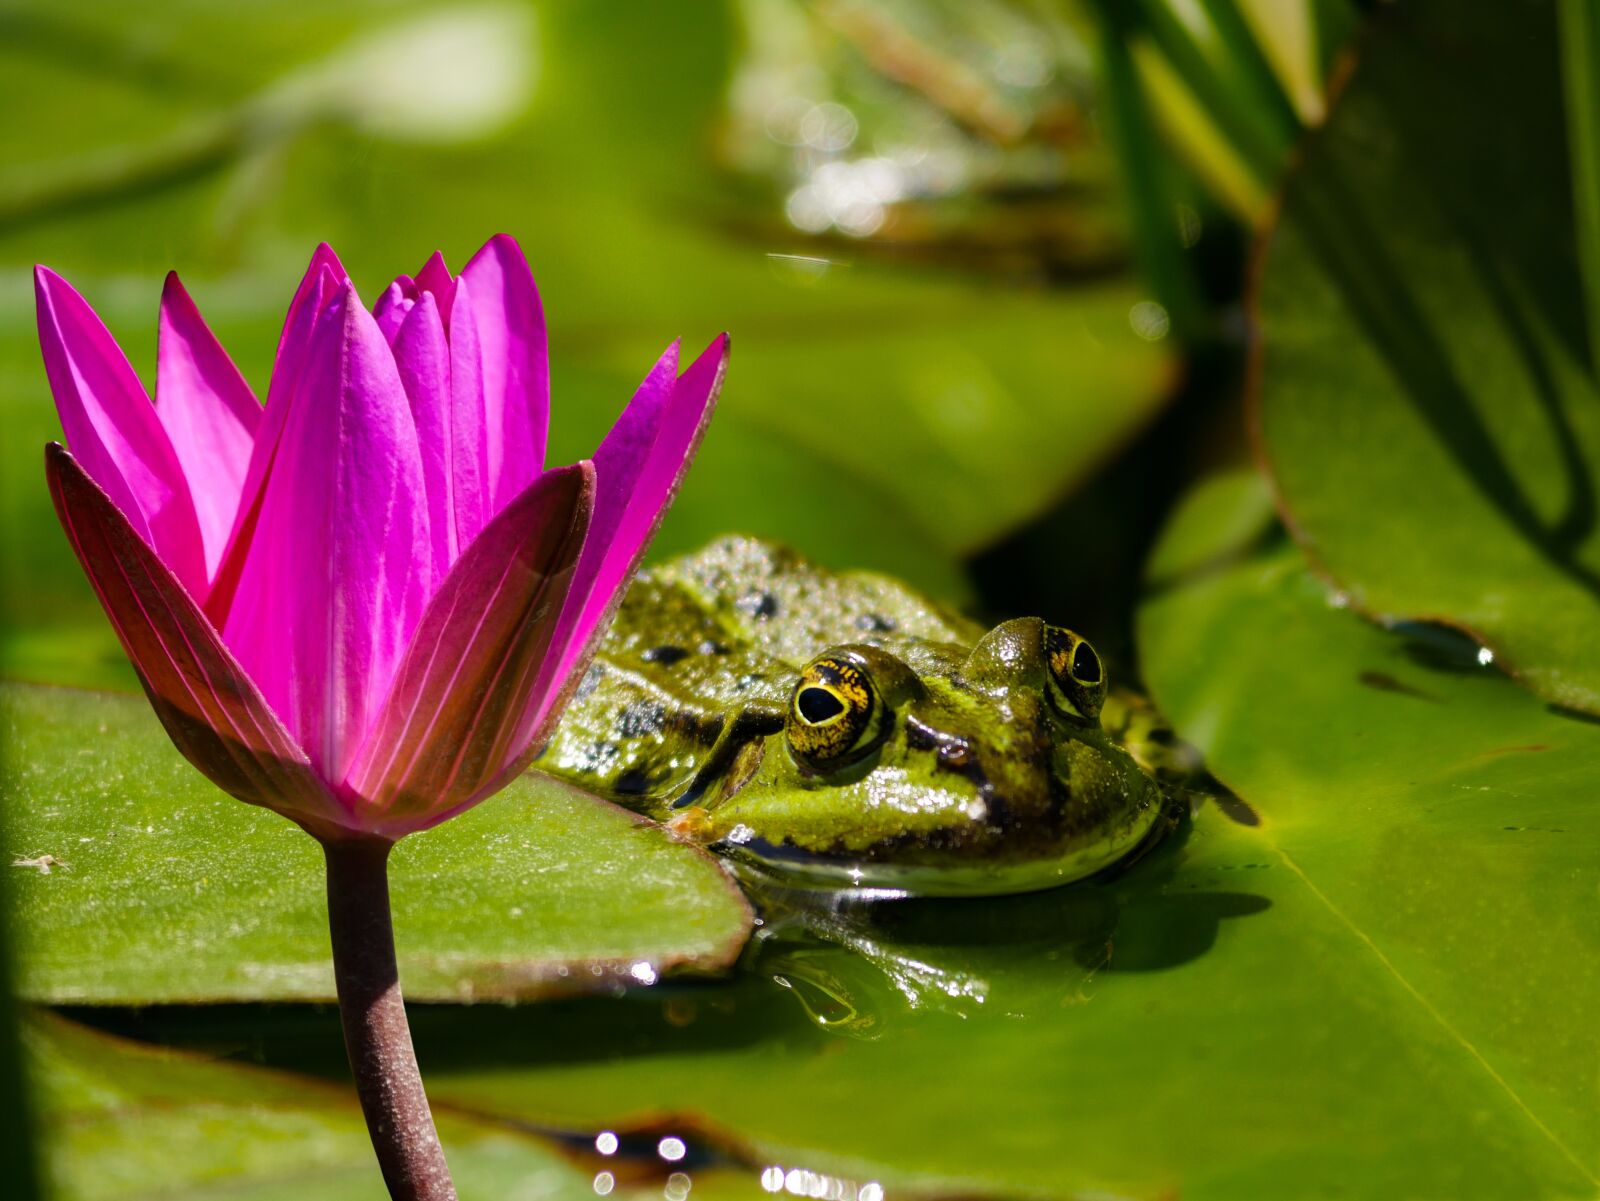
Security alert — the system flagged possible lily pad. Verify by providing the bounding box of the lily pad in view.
[1254,0,1600,711]
[1139,472,1600,1190]
[28,1010,774,1201]
[1,682,752,1003]
[217,470,1598,1201]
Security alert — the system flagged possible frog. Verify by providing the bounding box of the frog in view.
[536,536,1190,898]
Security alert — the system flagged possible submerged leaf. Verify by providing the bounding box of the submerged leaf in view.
[28,1011,777,1201]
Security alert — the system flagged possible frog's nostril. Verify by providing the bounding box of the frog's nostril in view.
[937,741,971,768]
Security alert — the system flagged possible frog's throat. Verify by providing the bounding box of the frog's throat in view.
[712,799,1169,898]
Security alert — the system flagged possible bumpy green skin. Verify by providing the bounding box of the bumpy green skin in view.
[536,537,1177,896]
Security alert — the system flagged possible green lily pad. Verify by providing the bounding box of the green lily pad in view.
[1139,472,1600,1191]
[1254,0,1600,711]
[1,682,751,1003]
[225,470,1594,1201]
[29,1010,774,1201]
[0,0,1172,689]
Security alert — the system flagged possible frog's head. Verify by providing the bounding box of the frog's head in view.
[679,618,1163,896]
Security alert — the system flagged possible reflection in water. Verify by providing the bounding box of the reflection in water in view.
[1390,619,1498,674]
[738,804,1269,1034]
[762,1164,884,1201]
[538,1112,894,1201]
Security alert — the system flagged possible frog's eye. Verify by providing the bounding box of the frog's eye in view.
[1044,626,1106,723]
[786,655,887,769]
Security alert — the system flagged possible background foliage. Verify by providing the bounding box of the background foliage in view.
[3,2,1596,1199]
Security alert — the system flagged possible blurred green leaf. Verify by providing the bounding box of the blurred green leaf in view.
[1086,0,1206,333]
[1255,0,1600,712]
[0,0,1175,688]
[2,683,751,1003]
[29,1011,774,1201]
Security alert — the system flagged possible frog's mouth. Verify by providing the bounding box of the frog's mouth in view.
[710,828,1163,899]
[708,787,1169,898]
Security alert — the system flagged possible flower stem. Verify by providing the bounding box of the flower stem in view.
[323,836,457,1201]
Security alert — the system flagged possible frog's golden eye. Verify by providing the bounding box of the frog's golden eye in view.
[1044,626,1106,723]
[786,655,887,769]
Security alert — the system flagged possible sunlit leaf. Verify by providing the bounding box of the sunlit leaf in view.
[2,683,751,1003]
[1254,0,1600,712]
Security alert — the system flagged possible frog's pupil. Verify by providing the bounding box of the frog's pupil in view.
[798,686,847,724]
[1072,641,1101,683]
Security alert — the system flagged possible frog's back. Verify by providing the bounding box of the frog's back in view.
[537,537,972,807]
[649,536,980,660]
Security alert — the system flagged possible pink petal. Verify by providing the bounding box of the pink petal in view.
[391,292,456,584]
[205,245,345,624]
[444,273,491,551]
[554,334,727,685]
[414,251,457,324]
[156,272,262,580]
[35,267,206,597]
[344,462,592,835]
[457,233,548,517]
[46,443,346,836]
[547,340,679,681]
[489,334,727,796]
[373,278,415,345]
[221,282,432,785]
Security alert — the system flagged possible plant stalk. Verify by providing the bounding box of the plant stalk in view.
[1559,0,1600,379]
[323,836,457,1201]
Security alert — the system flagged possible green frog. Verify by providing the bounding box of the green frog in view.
[537,537,1189,898]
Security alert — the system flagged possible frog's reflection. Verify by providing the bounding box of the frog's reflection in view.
[739,807,1269,1036]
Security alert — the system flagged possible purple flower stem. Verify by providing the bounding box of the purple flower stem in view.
[322,836,457,1201]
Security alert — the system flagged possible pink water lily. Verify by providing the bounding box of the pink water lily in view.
[40,235,727,841]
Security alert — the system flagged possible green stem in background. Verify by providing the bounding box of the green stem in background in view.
[1132,0,1295,190]
[323,837,458,1201]
[1558,0,1600,378]
[1195,0,1304,137]
[1088,0,1205,338]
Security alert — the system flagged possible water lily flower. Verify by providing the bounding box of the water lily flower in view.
[38,236,726,1201]
[38,235,728,841]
